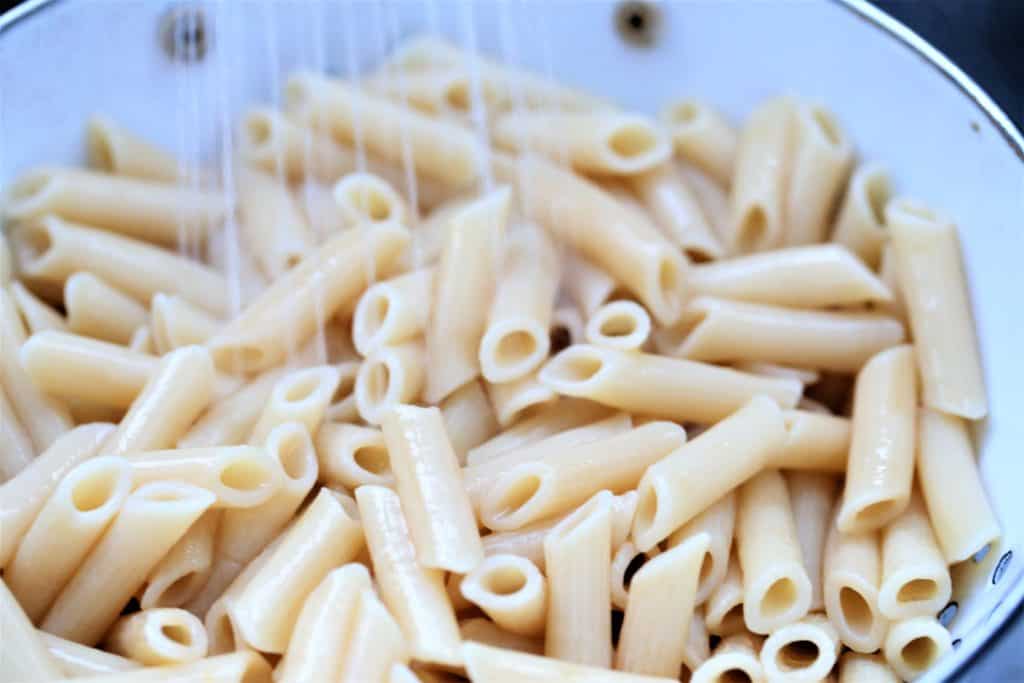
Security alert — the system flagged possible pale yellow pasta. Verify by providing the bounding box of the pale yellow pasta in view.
[459,617,544,656]
[10,216,230,315]
[728,96,795,252]
[502,156,688,325]
[878,492,952,621]
[367,67,473,116]
[759,613,841,682]
[661,99,737,187]
[616,533,709,676]
[105,608,208,666]
[690,633,765,683]
[0,231,12,283]
[356,341,426,425]
[0,578,64,682]
[785,103,854,245]
[0,422,113,568]
[355,485,463,667]
[667,492,736,605]
[382,404,483,572]
[832,164,892,268]
[544,490,613,668]
[494,110,671,176]
[682,611,712,673]
[551,305,586,351]
[0,288,72,450]
[888,199,987,419]
[487,372,559,428]
[877,243,908,323]
[609,541,647,610]
[333,171,410,227]
[466,398,611,466]
[734,361,820,387]
[0,386,34,480]
[479,421,684,531]
[630,164,725,261]
[688,244,891,310]
[178,369,285,448]
[440,380,500,462]
[207,223,409,372]
[352,267,433,355]
[6,456,132,622]
[150,293,221,353]
[86,115,182,181]
[446,571,476,615]
[425,187,511,402]
[130,324,156,353]
[248,365,341,443]
[464,641,677,683]
[584,300,651,351]
[10,280,67,333]
[632,396,788,551]
[337,586,411,683]
[480,225,559,383]
[770,409,851,472]
[294,179,347,238]
[788,472,839,611]
[42,632,140,677]
[678,162,731,240]
[286,72,483,188]
[704,554,745,637]
[736,469,812,634]
[660,296,904,372]
[823,509,887,653]
[228,489,363,653]
[883,617,951,681]
[104,345,215,456]
[917,407,999,563]
[562,249,618,318]
[41,481,216,645]
[839,652,901,683]
[63,271,148,344]
[460,554,547,637]
[541,345,800,426]
[837,345,917,534]
[3,166,225,246]
[39,651,271,683]
[140,510,219,609]
[324,361,361,423]
[316,422,394,488]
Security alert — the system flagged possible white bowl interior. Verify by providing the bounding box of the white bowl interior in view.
[2,1,1022,678]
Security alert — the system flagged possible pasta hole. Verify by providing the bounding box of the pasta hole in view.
[839,586,874,633]
[445,82,470,111]
[623,553,648,588]
[760,577,798,618]
[492,474,542,518]
[482,567,528,596]
[364,361,392,405]
[71,473,118,512]
[333,369,357,402]
[699,552,714,584]
[353,444,390,475]
[897,578,939,603]
[219,459,273,492]
[552,350,604,384]
[160,622,193,646]
[16,222,54,264]
[284,79,314,116]
[811,107,842,146]
[282,375,321,403]
[142,488,188,503]
[495,331,538,367]
[720,671,753,683]
[549,325,572,354]
[599,313,636,338]
[735,206,767,252]
[283,252,304,270]
[853,499,899,529]
[276,432,312,480]
[721,604,744,628]
[901,636,939,670]
[777,640,820,671]
[87,128,115,171]
[633,483,659,538]
[668,101,699,126]
[244,115,273,148]
[8,171,52,202]
[364,294,392,339]
[608,124,658,159]
[865,174,891,226]
[160,572,200,605]
[210,611,235,652]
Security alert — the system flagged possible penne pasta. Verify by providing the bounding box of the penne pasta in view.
[878,492,952,621]
[678,162,731,241]
[823,509,887,653]
[316,422,394,488]
[352,267,434,355]
[486,371,559,428]
[784,103,854,245]
[563,249,618,319]
[425,187,511,402]
[234,167,312,277]
[0,578,65,682]
[9,280,67,333]
[248,365,341,443]
[333,171,410,227]
[770,409,850,472]
[382,404,483,572]
[831,164,892,268]
[736,469,812,634]
[459,617,544,656]
[86,115,182,181]
[41,481,216,645]
[178,369,285,448]
[42,632,140,677]
[704,553,745,637]
[667,492,737,605]
[690,633,765,683]
[4,166,225,246]
[609,541,648,610]
[541,344,800,426]
[550,305,585,352]
[759,613,841,683]
[544,490,613,667]
[883,616,951,681]
[6,456,132,622]
[150,293,221,353]
[837,345,917,534]
[324,361,361,423]
[661,99,737,186]
[876,242,908,323]
[631,396,788,551]
[788,472,840,611]
[38,651,272,683]
[10,215,230,315]
[64,271,148,345]
[140,510,219,609]
[356,341,426,425]
[0,386,34,480]
[440,379,500,462]
[337,586,411,683]
[630,164,725,261]
[366,66,474,116]
[355,485,463,667]
[463,641,677,683]
[585,299,652,351]
[917,408,999,563]
[839,652,901,683]
[888,199,987,418]
[479,225,559,383]
[460,554,547,637]
[105,608,208,666]
[130,324,156,353]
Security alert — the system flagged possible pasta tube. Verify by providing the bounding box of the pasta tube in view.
[86,115,182,181]
[460,554,546,637]
[64,272,148,344]
[661,99,737,186]
[105,608,208,666]
[831,164,892,268]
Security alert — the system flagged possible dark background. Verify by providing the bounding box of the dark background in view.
[0,0,1022,680]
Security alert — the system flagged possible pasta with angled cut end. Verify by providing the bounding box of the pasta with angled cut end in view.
[140,509,219,609]
[150,293,221,353]
[667,491,736,606]
[486,371,559,428]
[316,422,394,488]
[333,171,410,228]
[629,164,725,261]
[105,608,208,667]
[460,554,547,637]
[690,633,765,683]
[661,98,737,187]
[585,300,652,351]
[759,613,841,683]
[355,341,426,425]
[823,507,888,654]
[86,115,182,182]
[9,280,66,334]
[440,379,499,462]
[878,492,952,622]
[832,164,892,268]
[248,364,341,443]
[64,271,148,345]
[704,553,745,637]
[352,267,434,356]
[788,472,840,611]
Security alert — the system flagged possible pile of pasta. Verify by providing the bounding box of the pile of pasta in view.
[0,35,999,683]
